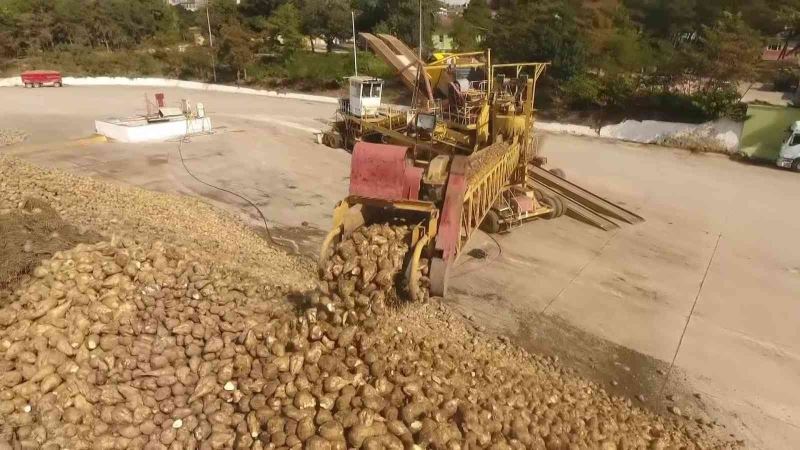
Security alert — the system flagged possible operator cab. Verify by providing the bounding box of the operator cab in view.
[347,76,384,117]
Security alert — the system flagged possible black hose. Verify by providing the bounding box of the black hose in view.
[176,118,277,246]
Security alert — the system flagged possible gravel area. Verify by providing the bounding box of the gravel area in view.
[0,129,27,147]
[0,155,314,291]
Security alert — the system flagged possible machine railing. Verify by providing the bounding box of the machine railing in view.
[338,98,351,116]
[458,142,521,252]
[469,81,489,94]
[444,103,480,126]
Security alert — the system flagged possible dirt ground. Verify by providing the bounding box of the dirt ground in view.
[0,198,100,296]
[2,85,799,449]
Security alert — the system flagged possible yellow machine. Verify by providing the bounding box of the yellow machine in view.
[320,35,644,299]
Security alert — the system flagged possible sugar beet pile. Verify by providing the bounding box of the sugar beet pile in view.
[0,155,737,449]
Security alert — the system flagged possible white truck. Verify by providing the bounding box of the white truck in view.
[777,121,800,171]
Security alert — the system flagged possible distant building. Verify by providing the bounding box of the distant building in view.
[763,32,800,62]
[166,0,208,12]
[442,0,469,6]
[442,0,469,14]
[432,31,454,51]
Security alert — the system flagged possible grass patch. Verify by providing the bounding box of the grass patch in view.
[2,48,167,77]
[250,51,394,90]
[2,48,395,94]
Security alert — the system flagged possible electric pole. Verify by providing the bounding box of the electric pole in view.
[418,0,423,61]
[206,3,217,82]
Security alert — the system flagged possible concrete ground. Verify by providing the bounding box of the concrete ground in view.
[2,86,799,449]
[740,82,794,106]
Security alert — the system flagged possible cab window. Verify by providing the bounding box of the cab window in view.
[791,134,800,146]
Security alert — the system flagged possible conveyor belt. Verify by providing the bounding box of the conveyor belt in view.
[527,179,620,231]
[358,33,433,101]
[528,165,644,225]
[378,34,423,68]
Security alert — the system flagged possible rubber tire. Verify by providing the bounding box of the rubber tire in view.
[554,195,567,217]
[549,168,566,179]
[793,159,800,172]
[541,196,559,219]
[428,257,450,297]
[56,82,62,87]
[481,209,501,234]
[36,83,42,88]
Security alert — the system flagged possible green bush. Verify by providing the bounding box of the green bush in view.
[560,73,639,111]
[772,67,799,92]
[638,84,743,123]
[11,48,167,77]
[559,74,603,109]
[690,84,743,121]
[157,47,216,81]
[603,75,637,108]
[251,51,394,90]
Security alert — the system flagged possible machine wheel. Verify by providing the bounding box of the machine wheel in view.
[480,209,502,234]
[36,83,42,88]
[541,195,560,219]
[428,257,450,297]
[321,132,343,149]
[554,195,567,217]
[793,159,800,172]
[55,81,63,87]
[549,167,566,179]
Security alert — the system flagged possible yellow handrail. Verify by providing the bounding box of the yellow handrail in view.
[459,143,520,252]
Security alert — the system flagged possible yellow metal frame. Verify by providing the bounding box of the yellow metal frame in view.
[458,142,521,253]
[425,52,486,70]
[490,62,549,80]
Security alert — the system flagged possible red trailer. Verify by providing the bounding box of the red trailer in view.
[21,70,63,88]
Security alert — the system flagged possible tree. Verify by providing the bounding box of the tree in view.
[219,21,254,82]
[207,0,243,39]
[451,0,492,50]
[301,0,351,52]
[488,1,587,80]
[588,6,652,74]
[749,0,800,60]
[239,0,286,17]
[265,2,303,57]
[624,0,699,42]
[692,12,762,89]
[51,0,91,47]
[356,0,442,55]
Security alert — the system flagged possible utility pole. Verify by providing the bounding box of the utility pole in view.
[352,11,358,76]
[418,0,423,61]
[206,3,217,82]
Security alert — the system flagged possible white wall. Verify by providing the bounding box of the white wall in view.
[0,76,338,104]
[95,117,212,143]
[536,118,744,152]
